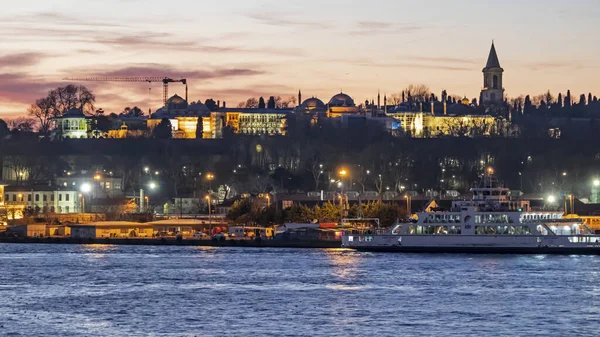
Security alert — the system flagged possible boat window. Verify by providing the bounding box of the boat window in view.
[449,226,462,235]
[435,226,449,235]
[408,225,416,235]
[483,191,491,196]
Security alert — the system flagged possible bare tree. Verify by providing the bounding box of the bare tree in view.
[5,117,36,132]
[27,96,56,134]
[237,97,259,108]
[388,93,403,105]
[404,84,431,103]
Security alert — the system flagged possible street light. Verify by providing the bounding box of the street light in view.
[594,180,600,187]
[547,195,556,204]
[144,167,149,173]
[404,195,411,216]
[80,183,91,213]
[206,173,214,192]
[205,195,212,235]
[148,182,157,190]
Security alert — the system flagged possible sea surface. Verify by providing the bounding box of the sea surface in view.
[1,244,600,337]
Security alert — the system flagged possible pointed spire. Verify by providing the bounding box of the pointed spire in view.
[485,41,501,69]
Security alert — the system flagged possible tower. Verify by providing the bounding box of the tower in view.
[480,42,504,105]
[377,91,380,110]
[298,90,302,107]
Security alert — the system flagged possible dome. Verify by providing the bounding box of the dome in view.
[300,97,325,110]
[166,94,188,110]
[461,96,470,105]
[328,92,355,107]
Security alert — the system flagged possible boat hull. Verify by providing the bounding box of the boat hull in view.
[347,245,600,255]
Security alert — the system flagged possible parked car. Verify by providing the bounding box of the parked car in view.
[193,232,209,239]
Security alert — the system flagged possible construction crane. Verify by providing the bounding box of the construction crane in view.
[63,77,188,106]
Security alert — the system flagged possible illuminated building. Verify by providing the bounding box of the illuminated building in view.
[51,108,91,139]
[204,108,290,139]
[326,92,360,117]
[147,94,209,139]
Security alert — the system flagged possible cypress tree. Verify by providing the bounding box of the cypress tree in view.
[258,97,266,109]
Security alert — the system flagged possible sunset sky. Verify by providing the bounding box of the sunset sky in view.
[1,0,599,117]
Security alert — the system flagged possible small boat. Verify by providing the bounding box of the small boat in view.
[342,173,600,254]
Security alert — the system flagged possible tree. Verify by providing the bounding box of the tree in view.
[204,98,218,110]
[579,94,587,106]
[565,90,572,108]
[557,93,563,107]
[50,84,96,114]
[6,117,36,132]
[258,97,266,109]
[524,95,532,114]
[152,118,172,139]
[238,97,258,108]
[403,84,430,103]
[0,119,8,138]
[588,93,593,106]
[120,106,144,117]
[27,96,56,134]
[388,93,402,105]
[267,96,276,109]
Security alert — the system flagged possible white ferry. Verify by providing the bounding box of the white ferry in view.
[342,174,600,254]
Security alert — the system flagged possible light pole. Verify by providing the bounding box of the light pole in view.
[80,183,91,214]
[205,195,212,235]
[339,169,348,218]
[404,195,411,216]
[592,180,600,203]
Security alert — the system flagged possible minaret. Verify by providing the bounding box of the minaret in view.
[377,91,381,110]
[384,94,387,114]
[480,41,505,105]
[298,90,302,107]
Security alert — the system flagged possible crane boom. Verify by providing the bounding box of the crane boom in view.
[63,76,188,105]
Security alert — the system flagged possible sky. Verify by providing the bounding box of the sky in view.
[0,0,599,117]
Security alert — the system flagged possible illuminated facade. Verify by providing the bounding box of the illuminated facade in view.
[51,108,91,139]
[204,108,290,139]
[147,94,209,139]
[387,111,506,137]
[326,92,360,117]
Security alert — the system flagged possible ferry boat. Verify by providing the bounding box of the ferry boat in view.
[342,173,600,254]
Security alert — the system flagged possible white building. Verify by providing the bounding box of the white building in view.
[4,186,79,214]
[51,108,91,139]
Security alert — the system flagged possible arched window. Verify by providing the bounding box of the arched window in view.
[493,75,499,89]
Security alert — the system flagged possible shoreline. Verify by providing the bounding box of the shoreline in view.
[0,236,341,248]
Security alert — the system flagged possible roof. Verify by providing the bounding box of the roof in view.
[328,92,355,107]
[484,42,501,69]
[213,108,293,114]
[53,108,87,119]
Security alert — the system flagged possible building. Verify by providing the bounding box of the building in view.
[204,108,290,139]
[480,42,505,105]
[56,172,124,199]
[296,96,327,114]
[69,222,154,238]
[107,116,149,139]
[326,92,360,117]
[3,185,79,217]
[51,108,91,139]
[147,95,210,139]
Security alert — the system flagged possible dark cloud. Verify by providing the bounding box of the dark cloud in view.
[0,73,64,105]
[0,52,48,69]
[74,64,267,80]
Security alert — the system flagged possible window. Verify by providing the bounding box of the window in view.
[59,194,62,201]
[43,195,47,202]
[35,194,39,202]
[28,194,32,202]
[65,206,69,213]
[493,75,498,89]
[66,194,70,201]
[51,194,55,201]
[12,194,16,201]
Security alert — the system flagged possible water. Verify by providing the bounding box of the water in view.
[1,244,600,337]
